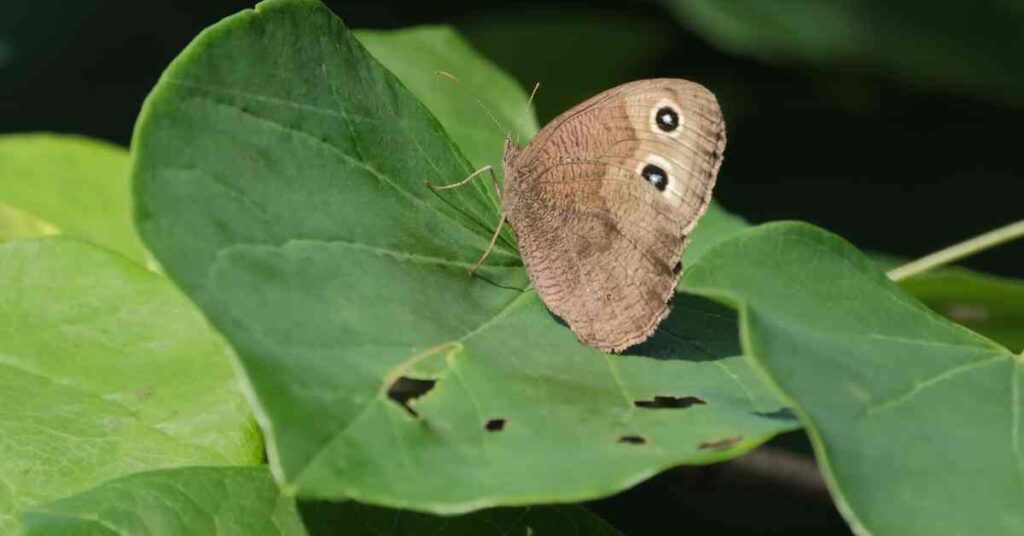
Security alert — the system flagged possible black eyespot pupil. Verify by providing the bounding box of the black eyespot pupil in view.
[655,107,679,132]
[641,164,667,191]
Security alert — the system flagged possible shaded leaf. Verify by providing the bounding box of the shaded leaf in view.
[685,222,1024,535]
[133,0,794,513]
[0,239,261,534]
[0,134,148,264]
[665,0,1024,103]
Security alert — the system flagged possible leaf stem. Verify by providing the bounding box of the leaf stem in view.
[887,220,1024,282]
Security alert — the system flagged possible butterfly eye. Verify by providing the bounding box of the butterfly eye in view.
[641,164,668,191]
[654,106,680,132]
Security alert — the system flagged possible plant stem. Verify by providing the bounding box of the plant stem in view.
[888,220,1024,281]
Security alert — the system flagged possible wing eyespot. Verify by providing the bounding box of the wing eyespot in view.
[649,99,685,138]
[640,164,668,192]
[655,107,679,132]
[637,155,674,194]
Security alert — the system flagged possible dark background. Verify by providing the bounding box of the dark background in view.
[3,1,1021,534]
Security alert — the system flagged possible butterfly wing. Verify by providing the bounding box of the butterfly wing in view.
[502,79,725,352]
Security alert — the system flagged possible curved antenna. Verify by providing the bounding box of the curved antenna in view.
[518,81,541,145]
[435,70,506,135]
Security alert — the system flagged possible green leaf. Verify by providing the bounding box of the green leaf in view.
[685,222,1024,536]
[0,239,261,534]
[664,0,1024,103]
[22,467,307,536]
[356,26,539,177]
[23,465,623,536]
[133,0,794,512]
[0,134,149,265]
[683,202,749,266]
[899,268,1024,354]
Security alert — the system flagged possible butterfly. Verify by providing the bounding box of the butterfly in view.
[431,79,726,353]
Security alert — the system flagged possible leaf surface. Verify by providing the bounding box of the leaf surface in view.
[0,239,260,534]
[685,222,1024,536]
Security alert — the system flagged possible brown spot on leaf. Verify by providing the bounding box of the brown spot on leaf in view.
[485,419,506,432]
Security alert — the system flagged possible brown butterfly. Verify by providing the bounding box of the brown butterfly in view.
[431,79,726,353]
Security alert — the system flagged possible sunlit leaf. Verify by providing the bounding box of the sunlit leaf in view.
[0,134,148,264]
[0,239,261,533]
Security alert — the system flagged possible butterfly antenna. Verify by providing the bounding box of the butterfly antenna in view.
[518,81,541,145]
[435,70,507,136]
[526,81,540,110]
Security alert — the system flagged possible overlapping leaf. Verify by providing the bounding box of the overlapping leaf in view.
[0,239,260,534]
[686,222,1024,535]
[132,0,794,512]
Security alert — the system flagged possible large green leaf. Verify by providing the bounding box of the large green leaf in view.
[0,134,148,265]
[22,466,622,536]
[133,0,794,512]
[665,0,1024,103]
[0,239,261,534]
[685,222,1024,535]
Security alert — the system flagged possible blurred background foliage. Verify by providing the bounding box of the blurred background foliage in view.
[2,1,1021,534]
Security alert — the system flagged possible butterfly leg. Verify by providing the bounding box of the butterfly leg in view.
[468,213,508,276]
[426,165,502,200]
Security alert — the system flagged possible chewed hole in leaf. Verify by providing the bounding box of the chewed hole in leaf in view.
[386,376,437,418]
[633,395,706,409]
[699,436,743,450]
[618,435,647,445]
[485,418,506,432]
